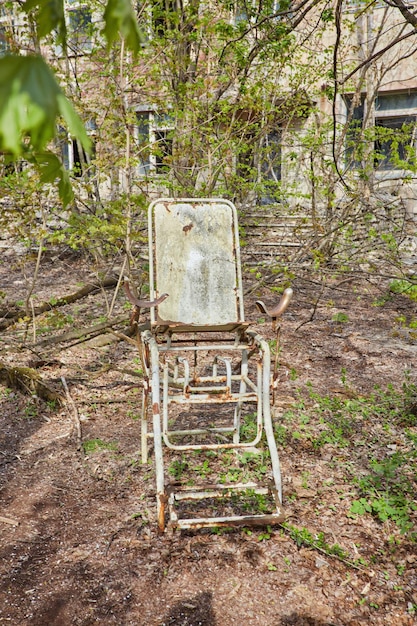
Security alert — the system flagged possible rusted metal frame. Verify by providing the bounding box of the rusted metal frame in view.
[248,330,283,505]
[158,330,250,345]
[162,426,240,437]
[143,330,167,531]
[169,512,285,530]
[156,341,252,353]
[176,356,190,392]
[148,203,157,327]
[161,391,262,451]
[167,393,258,405]
[137,334,153,464]
[140,384,149,464]
[213,356,232,391]
[272,324,282,405]
[168,482,270,501]
[229,200,245,323]
[166,482,280,529]
[233,348,248,443]
[165,373,257,393]
[161,437,264,453]
[174,515,284,530]
[159,342,263,451]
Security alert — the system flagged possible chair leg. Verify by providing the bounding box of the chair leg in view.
[261,345,283,504]
[145,331,167,532]
[233,349,248,444]
[250,332,283,505]
[141,387,148,464]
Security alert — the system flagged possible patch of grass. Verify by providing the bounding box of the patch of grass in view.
[258,525,273,541]
[349,450,417,535]
[282,522,365,565]
[168,457,189,479]
[332,312,349,323]
[239,412,258,441]
[82,438,118,454]
[40,310,74,331]
[389,279,417,301]
[238,450,269,481]
[23,401,38,419]
[285,376,417,539]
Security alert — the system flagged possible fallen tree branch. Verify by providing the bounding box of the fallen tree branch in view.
[0,362,63,404]
[0,277,118,331]
[33,314,127,348]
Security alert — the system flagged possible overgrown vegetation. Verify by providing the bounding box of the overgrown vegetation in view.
[278,375,417,539]
[1,0,416,281]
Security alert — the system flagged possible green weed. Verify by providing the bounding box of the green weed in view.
[332,312,349,323]
[23,401,38,419]
[168,457,189,479]
[282,522,360,564]
[82,439,118,454]
[239,412,258,441]
[349,451,417,535]
[389,279,417,301]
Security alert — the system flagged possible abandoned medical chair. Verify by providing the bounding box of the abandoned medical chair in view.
[125,198,292,532]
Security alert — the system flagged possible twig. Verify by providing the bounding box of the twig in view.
[279,523,367,572]
[108,328,138,347]
[30,298,37,344]
[61,376,82,451]
[108,256,127,318]
[0,515,19,526]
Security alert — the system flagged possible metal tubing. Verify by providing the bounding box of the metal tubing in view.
[141,386,148,464]
[233,349,249,443]
[144,331,166,531]
[250,332,283,504]
[173,512,285,530]
[162,437,263,452]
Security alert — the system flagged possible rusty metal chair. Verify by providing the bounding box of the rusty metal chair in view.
[126,198,292,532]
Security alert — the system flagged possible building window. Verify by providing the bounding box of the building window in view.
[67,2,93,54]
[0,26,9,55]
[259,130,282,204]
[136,111,174,176]
[374,116,416,170]
[152,0,178,36]
[232,0,282,24]
[344,92,417,171]
[236,127,282,204]
[59,121,96,176]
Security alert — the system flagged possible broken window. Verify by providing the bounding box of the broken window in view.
[67,2,93,53]
[344,92,417,171]
[136,110,174,175]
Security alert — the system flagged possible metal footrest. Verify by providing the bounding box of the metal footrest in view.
[166,482,285,530]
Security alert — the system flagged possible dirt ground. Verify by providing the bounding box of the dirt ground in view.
[0,247,417,626]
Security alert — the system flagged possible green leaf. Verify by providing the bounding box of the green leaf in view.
[0,55,90,156]
[350,499,372,516]
[103,0,144,52]
[24,0,66,44]
[29,151,74,207]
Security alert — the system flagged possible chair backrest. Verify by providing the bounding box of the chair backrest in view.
[148,198,245,328]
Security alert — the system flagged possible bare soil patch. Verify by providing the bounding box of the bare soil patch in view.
[1,249,416,625]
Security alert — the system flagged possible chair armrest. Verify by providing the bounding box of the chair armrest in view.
[255,287,293,320]
[124,278,169,308]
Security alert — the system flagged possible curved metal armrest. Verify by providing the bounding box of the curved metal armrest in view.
[124,278,169,309]
[255,287,293,321]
